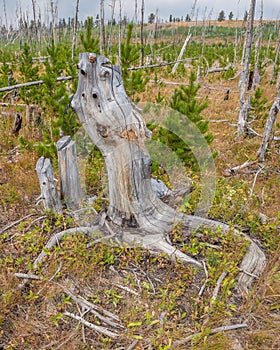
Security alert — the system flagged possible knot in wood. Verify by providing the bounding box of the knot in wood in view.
[97,123,109,138]
[89,53,96,63]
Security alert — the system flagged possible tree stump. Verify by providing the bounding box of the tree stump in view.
[36,157,63,214]
[71,52,266,293]
[56,135,84,210]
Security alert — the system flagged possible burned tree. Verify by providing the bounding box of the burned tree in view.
[68,52,266,294]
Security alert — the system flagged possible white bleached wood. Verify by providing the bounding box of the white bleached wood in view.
[36,157,63,214]
[56,136,83,210]
[70,52,265,294]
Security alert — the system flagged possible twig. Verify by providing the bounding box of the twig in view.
[14,272,42,280]
[33,227,96,269]
[128,59,188,71]
[24,215,47,233]
[249,165,265,197]
[226,160,257,176]
[0,213,37,234]
[64,311,119,338]
[48,262,63,282]
[172,323,248,347]
[63,288,125,330]
[113,283,139,296]
[198,261,209,297]
[212,271,228,301]
[239,268,259,279]
[208,119,230,123]
[127,339,139,350]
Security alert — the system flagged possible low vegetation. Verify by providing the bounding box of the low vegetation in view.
[0,18,279,349]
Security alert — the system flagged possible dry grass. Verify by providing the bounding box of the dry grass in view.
[1,31,280,349]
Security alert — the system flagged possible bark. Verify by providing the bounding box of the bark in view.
[238,0,256,136]
[71,52,266,294]
[11,113,22,136]
[257,90,280,161]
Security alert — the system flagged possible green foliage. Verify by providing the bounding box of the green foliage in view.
[80,16,100,53]
[148,71,213,171]
[121,22,149,100]
[250,87,269,122]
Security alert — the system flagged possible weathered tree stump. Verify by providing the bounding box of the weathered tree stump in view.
[70,52,266,294]
[36,157,63,214]
[56,135,84,210]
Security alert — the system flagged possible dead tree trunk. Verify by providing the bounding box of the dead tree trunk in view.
[140,0,145,65]
[271,27,280,83]
[257,90,280,161]
[252,0,263,90]
[71,0,80,61]
[238,0,256,136]
[71,52,266,294]
[36,157,63,214]
[56,136,84,210]
[171,34,191,74]
[100,0,106,54]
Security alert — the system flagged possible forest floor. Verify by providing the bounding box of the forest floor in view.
[0,56,280,349]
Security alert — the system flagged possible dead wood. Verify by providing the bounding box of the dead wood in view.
[172,323,248,347]
[56,136,83,209]
[30,52,266,296]
[0,76,72,93]
[64,311,119,338]
[0,213,37,234]
[257,90,280,161]
[35,157,63,214]
[69,52,266,294]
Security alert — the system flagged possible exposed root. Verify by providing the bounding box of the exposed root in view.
[22,211,265,296]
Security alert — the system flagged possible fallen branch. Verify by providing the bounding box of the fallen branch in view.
[0,213,37,234]
[24,215,47,233]
[63,288,125,330]
[212,271,227,301]
[207,64,233,74]
[64,311,119,338]
[172,323,248,347]
[249,165,265,197]
[0,76,73,93]
[14,272,42,280]
[128,59,187,71]
[225,160,257,176]
[198,261,209,297]
[33,227,96,269]
[127,339,139,350]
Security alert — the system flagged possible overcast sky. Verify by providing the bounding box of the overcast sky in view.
[2,0,280,26]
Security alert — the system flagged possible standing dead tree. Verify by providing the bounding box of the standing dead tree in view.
[71,0,80,61]
[140,0,145,65]
[252,0,263,90]
[271,25,280,83]
[66,52,266,294]
[257,90,280,161]
[100,0,106,54]
[238,0,256,136]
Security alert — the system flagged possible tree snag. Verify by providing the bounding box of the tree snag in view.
[71,52,266,294]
